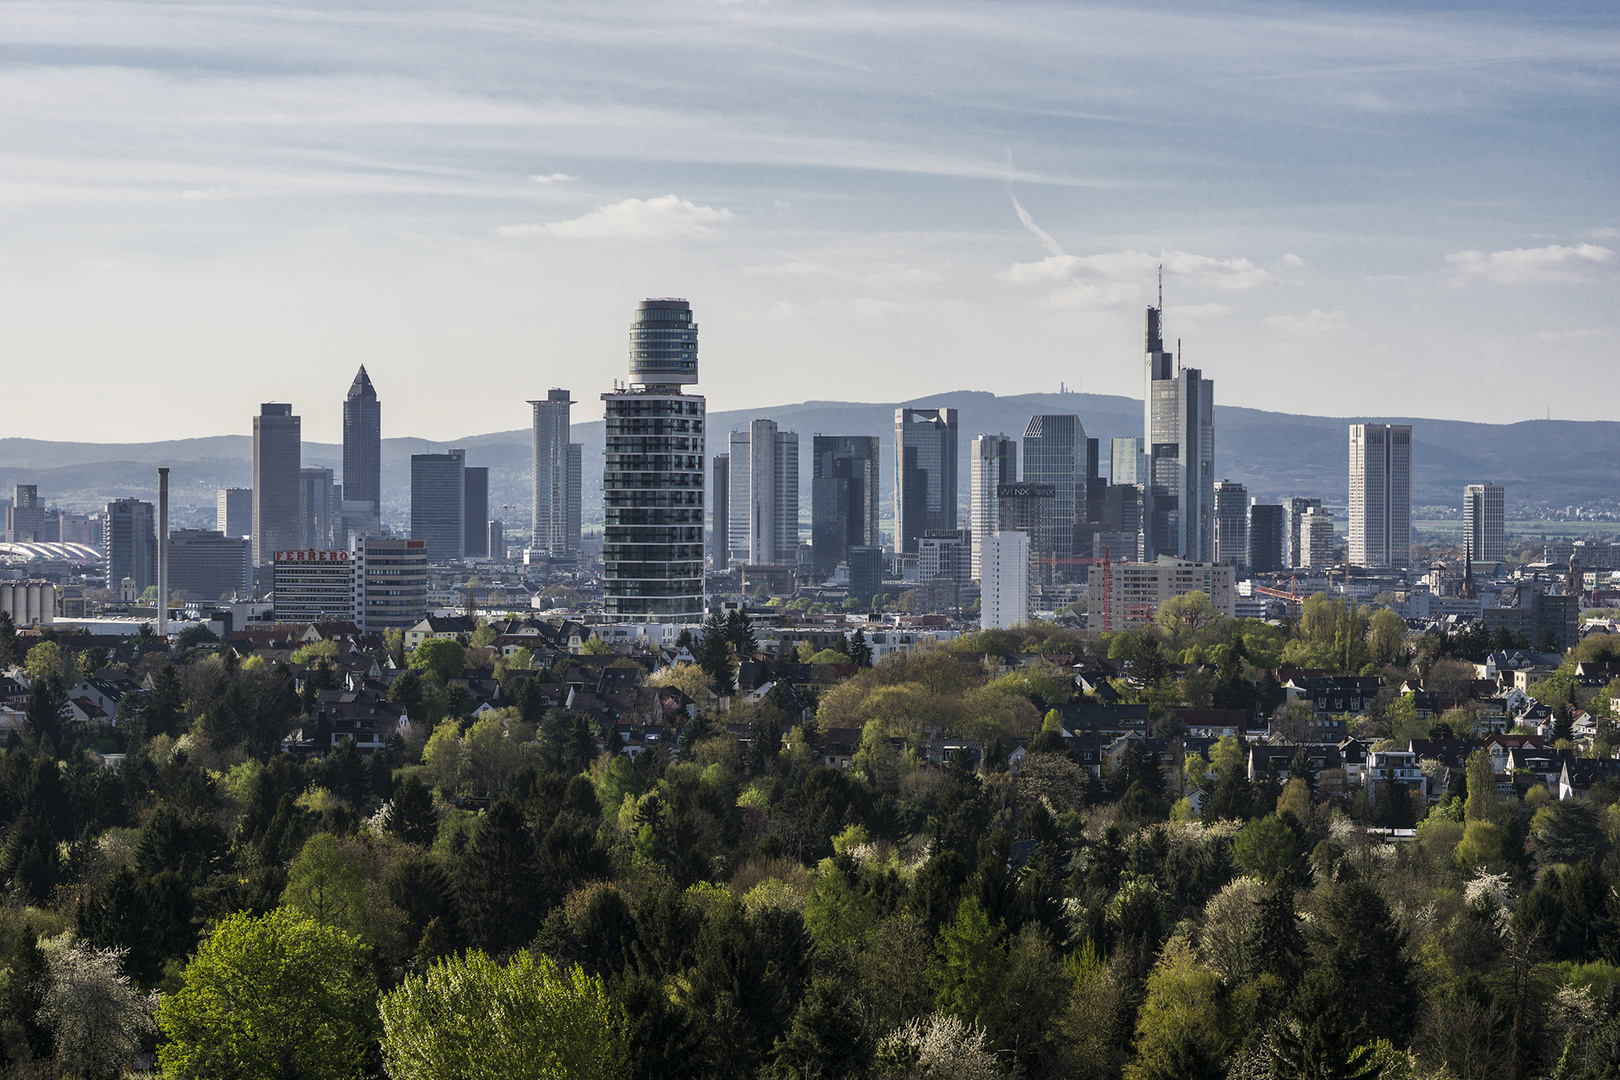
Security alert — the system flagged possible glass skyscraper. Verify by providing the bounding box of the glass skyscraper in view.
[811,436,881,576]
[894,407,958,554]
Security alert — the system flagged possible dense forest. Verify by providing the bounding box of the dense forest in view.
[4,602,1620,1079]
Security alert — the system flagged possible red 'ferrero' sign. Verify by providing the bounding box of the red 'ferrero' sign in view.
[274,550,350,563]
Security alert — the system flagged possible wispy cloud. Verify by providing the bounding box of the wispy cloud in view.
[500,195,733,240]
[530,173,577,184]
[1266,308,1348,335]
[1446,243,1615,284]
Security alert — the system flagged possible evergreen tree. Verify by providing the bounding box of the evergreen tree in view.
[726,608,758,655]
[1244,883,1307,982]
[386,775,440,847]
[848,627,874,669]
[458,800,543,953]
[696,610,736,695]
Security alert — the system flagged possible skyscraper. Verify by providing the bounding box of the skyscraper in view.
[811,436,881,576]
[712,454,729,567]
[1110,437,1146,486]
[895,407,958,554]
[252,403,301,566]
[727,420,799,565]
[410,448,465,564]
[1302,506,1336,568]
[980,531,1030,631]
[529,389,580,559]
[463,466,489,558]
[342,366,381,511]
[1286,497,1322,569]
[6,485,51,544]
[105,498,156,594]
[1213,479,1249,574]
[1464,483,1506,563]
[168,530,251,602]
[216,488,252,538]
[299,467,336,550]
[601,298,706,622]
[970,434,1017,581]
[1022,414,1086,579]
[1142,304,1214,562]
[1348,423,1412,568]
[1247,503,1285,574]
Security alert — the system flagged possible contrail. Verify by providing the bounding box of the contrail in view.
[1006,148,1065,258]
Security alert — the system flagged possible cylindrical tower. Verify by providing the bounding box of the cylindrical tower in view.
[628,298,698,388]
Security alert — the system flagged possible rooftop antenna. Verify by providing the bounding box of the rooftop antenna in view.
[1157,264,1163,310]
[1177,338,1182,372]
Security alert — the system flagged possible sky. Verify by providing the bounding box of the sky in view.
[1,0,1616,443]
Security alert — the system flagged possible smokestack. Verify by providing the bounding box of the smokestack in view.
[157,467,169,639]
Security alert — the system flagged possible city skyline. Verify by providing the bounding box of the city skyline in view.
[1,2,1613,443]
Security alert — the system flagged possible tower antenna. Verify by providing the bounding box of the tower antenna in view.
[1158,264,1163,310]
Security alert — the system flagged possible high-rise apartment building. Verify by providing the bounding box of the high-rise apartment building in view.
[217,488,252,538]
[711,454,730,568]
[252,403,301,566]
[1022,414,1086,580]
[105,498,157,594]
[353,537,428,632]
[1247,503,1285,575]
[980,531,1030,631]
[299,467,337,550]
[895,407,958,554]
[970,435,1017,581]
[918,530,972,586]
[1142,305,1214,562]
[342,367,381,511]
[411,448,466,564]
[727,420,799,565]
[601,298,706,623]
[1286,497,1323,569]
[1301,506,1336,568]
[464,467,489,558]
[1348,423,1412,568]
[1464,483,1506,563]
[1089,556,1236,629]
[1213,480,1249,574]
[168,529,251,602]
[530,389,580,559]
[811,436,880,577]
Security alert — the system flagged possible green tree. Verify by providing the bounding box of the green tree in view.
[931,895,1010,1031]
[1366,608,1408,666]
[281,833,366,934]
[24,640,67,683]
[1233,815,1304,883]
[696,610,736,695]
[849,628,874,668]
[1125,936,1228,1080]
[410,639,467,683]
[459,800,544,953]
[386,775,440,847]
[1465,748,1500,823]
[379,949,627,1080]
[156,908,376,1080]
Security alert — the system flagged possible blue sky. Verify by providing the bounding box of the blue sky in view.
[1,0,1615,442]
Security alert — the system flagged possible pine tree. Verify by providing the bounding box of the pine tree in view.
[849,628,874,669]
[457,800,543,954]
[697,611,736,695]
[386,775,440,847]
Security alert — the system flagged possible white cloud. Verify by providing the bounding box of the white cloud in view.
[1266,308,1348,335]
[1282,253,1307,268]
[1446,243,1615,284]
[1587,227,1619,239]
[850,298,903,319]
[529,173,577,184]
[502,195,734,240]
[1000,247,1270,304]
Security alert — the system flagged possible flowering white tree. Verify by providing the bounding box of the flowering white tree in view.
[37,937,155,1078]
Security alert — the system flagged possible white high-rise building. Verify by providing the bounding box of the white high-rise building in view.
[1301,506,1336,568]
[1142,304,1214,562]
[1349,423,1412,568]
[530,389,581,559]
[1087,556,1236,629]
[1464,483,1506,563]
[727,419,799,565]
[1286,496,1323,569]
[980,531,1030,631]
[970,434,1017,581]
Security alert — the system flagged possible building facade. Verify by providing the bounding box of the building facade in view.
[1142,306,1214,562]
[342,366,381,512]
[1348,423,1412,568]
[410,448,465,564]
[894,407,958,554]
[1286,497,1323,569]
[1110,437,1146,487]
[463,466,489,558]
[1087,556,1237,629]
[216,488,252,539]
[168,529,251,602]
[811,435,880,577]
[7,486,51,544]
[601,298,706,623]
[1022,414,1086,580]
[711,454,729,568]
[728,419,799,566]
[1301,506,1336,568]
[530,389,581,559]
[272,549,354,622]
[105,498,156,594]
[1213,479,1249,575]
[299,467,337,551]
[353,537,429,632]
[1247,503,1285,575]
[970,434,1017,581]
[1464,483,1506,563]
[980,531,1030,631]
[848,546,885,609]
[252,403,301,566]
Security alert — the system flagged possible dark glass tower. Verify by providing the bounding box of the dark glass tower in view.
[343,366,381,509]
[894,408,958,554]
[602,299,706,622]
[811,436,880,576]
[252,403,301,567]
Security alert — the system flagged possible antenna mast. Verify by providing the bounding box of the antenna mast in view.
[1157,264,1163,310]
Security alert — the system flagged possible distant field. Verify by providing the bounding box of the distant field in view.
[1414,519,1620,539]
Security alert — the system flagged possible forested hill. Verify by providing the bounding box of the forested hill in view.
[0,394,1614,527]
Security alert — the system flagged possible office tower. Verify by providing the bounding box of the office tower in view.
[1111,437,1146,486]
[1213,480,1249,574]
[59,513,97,549]
[919,530,972,585]
[353,537,428,632]
[529,389,579,559]
[1247,503,1286,575]
[726,420,799,565]
[566,445,582,551]
[997,482,1056,588]
[1089,556,1237,629]
[464,467,489,558]
[342,366,381,513]
[168,530,251,601]
[216,488,252,538]
[487,520,505,561]
[601,298,706,622]
[980,532,1030,631]
[1348,423,1412,568]
[1464,483,1506,562]
[273,549,355,623]
[849,546,885,609]
[894,407,958,554]
[1142,304,1214,562]
[970,435,1018,581]
[1286,497,1323,569]
[299,467,336,550]
[252,403,301,566]
[1022,414,1086,579]
[1301,506,1336,568]
[105,498,157,594]
[712,454,730,567]
[7,485,49,544]
[811,436,881,576]
[410,448,466,564]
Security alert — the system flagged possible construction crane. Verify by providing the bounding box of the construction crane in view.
[1038,545,1117,631]
[1251,575,1304,613]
